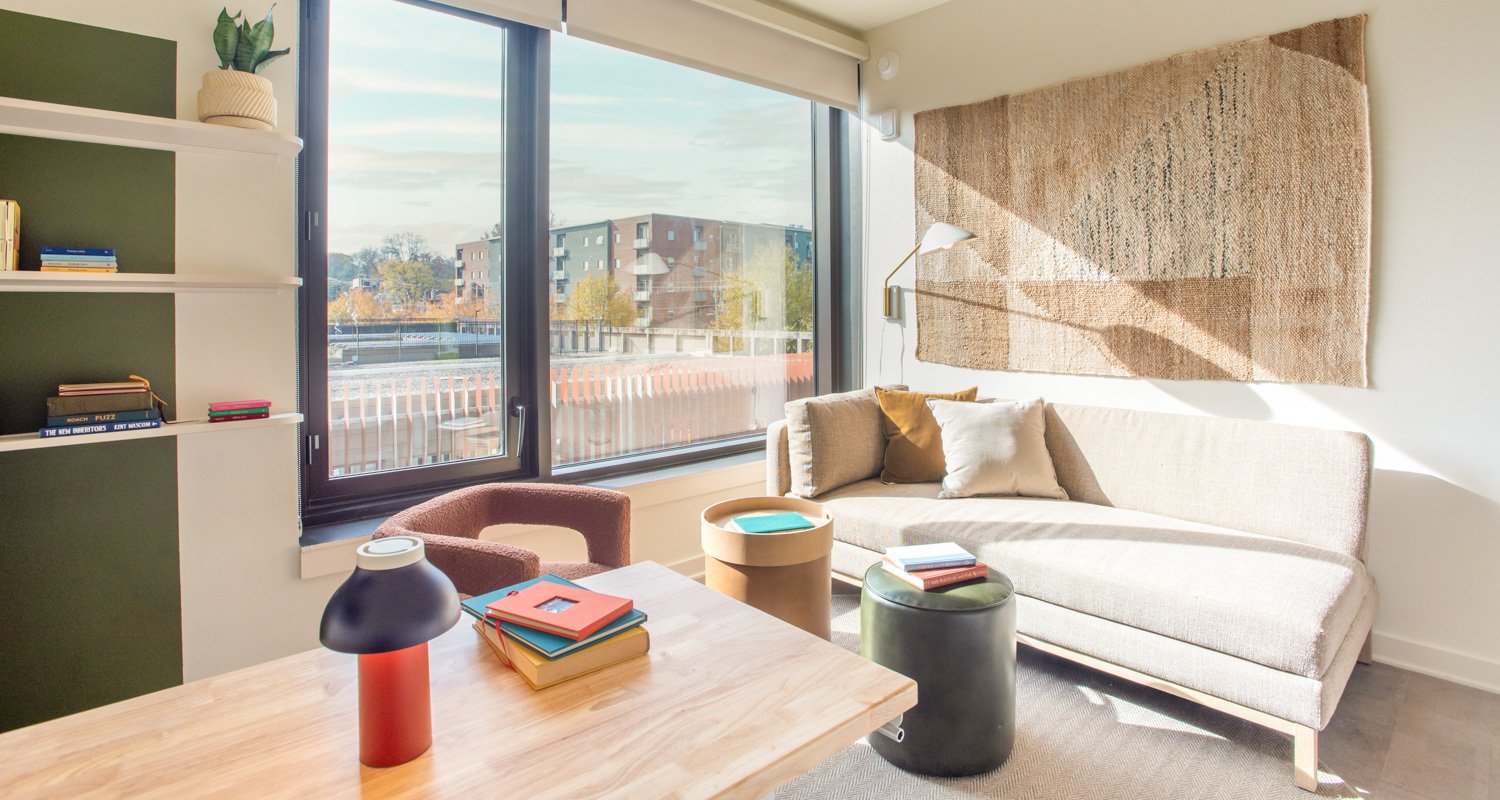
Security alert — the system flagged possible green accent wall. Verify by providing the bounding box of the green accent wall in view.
[0,439,182,730]
[0,9,183,732]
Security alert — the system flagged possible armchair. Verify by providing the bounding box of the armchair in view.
[373,483,631,597]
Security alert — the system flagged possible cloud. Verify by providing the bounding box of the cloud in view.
[331,115,504,139]
[330,67,503,101]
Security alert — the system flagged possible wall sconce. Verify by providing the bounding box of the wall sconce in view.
[883,222,976,319]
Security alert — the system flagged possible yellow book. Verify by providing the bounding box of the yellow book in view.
[472,621,649,690]
[39,266,118,273]
[1,200,17,272]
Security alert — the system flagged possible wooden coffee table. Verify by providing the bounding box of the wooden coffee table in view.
[0,562,915,799]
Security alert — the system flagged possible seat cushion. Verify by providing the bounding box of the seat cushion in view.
[817,480,1372,678]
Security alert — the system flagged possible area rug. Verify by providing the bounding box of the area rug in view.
[772,595,1368,799]
[912,16,1370,385]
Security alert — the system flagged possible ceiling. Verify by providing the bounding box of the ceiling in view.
[769,0,953,33]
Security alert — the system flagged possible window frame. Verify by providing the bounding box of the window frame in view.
[298,2,852,524]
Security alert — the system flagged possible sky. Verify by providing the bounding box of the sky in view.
[326,0,815,256]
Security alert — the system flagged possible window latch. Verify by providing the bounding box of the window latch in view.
[509,398,526,461]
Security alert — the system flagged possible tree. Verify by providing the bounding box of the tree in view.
[782,244,812,333]
[377,259,448,309]
[328,288,393,323]
[563,272,636,328]
[416,291,489,321]
[349,247,383,282]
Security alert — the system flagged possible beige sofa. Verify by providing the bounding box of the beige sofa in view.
[766,389,1376,791]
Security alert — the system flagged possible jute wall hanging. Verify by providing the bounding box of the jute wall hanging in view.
[913,15,1370,385]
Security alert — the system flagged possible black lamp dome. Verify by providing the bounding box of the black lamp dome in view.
[319,537,460,654]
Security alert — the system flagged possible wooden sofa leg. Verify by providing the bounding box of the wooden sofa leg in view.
[1293,725,1319,791]
[1358,634,1373,665]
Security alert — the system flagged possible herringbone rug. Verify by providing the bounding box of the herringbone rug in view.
[773,595,1370,799]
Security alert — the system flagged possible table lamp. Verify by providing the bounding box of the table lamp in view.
[320,536,460,767]
[883,222,976,318]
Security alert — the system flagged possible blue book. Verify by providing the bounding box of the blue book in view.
[39,418,162,438]
[47,408,161,427]
[733,512,815,533]
[39,254,117,263]
[462,574,647,660]
[885,542,977,571]
[41,247,115,257]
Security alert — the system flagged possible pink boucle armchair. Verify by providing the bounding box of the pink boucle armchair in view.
[373,483,631,597]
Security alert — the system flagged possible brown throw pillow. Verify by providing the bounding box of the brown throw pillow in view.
[875,386,978,483]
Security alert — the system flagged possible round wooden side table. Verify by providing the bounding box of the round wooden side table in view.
[700,497,833,639]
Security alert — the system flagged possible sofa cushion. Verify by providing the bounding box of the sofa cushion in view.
[816,480,1371,678]
[784,387,894,497]
[875,386,978,483]
[928,397,1067,500]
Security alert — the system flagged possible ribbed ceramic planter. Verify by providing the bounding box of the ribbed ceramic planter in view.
[197,69,276,131]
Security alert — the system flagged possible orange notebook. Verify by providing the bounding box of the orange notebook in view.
[881,557,989,591]
[486,582,633,641]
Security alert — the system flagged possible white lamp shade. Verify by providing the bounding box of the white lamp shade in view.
[917,222,976,255]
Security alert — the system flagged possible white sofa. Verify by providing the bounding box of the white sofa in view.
[766,389,1376,791]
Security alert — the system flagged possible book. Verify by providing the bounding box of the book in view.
[58,380,149,396]
[38,253,117,262]
[731,511,815,534]
[462,575,647,659]
[47,408,161,427]
[884,542,977,571]
[486,581,633,641]
[881,558,989,591]
[474,620,649,690]
[1,200,18,272]
[39,419,162,438]
[39,266,119,273]
[41,247,115,257]
[209,406,269,417]
[209,399,273,412]
[46,392,157,416]
[208,411,271,422]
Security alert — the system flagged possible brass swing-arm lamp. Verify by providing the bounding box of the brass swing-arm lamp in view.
[882,222,976,318]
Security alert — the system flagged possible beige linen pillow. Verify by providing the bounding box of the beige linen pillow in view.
[785,386,904,497]
[927,398,1068,500]
[875,386,979,483]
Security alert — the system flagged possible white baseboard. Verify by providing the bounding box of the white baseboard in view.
[1372,631,1500,695]
[664,553,705,581]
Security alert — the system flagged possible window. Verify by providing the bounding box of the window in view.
[301,2,847,521]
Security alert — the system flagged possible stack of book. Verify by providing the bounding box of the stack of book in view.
[209,399,272,423]
[462,575,649,690]
[42,379,161,439]
[40,247,117,273]
[882,542,988,591]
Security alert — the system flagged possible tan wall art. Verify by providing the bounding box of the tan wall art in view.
[913,15,1371,385]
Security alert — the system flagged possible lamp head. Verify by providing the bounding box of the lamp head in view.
[917,222,976,255]
[319,536,460,655]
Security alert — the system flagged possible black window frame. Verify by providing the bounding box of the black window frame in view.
[298,1,854,525]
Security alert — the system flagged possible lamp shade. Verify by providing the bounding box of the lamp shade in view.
[917,222,976,255]
[320,537,460,654]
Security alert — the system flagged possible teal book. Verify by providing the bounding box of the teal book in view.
[461,574,646,660]
[733,512,815,533]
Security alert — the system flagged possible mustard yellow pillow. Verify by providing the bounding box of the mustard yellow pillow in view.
[875,386,978,483]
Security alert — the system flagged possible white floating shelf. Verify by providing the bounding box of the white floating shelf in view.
[0,413,303,454]
[0,96,302,159]
[0,271,302,293]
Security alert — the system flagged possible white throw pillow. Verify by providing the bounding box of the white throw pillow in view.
[927,398,1068,500]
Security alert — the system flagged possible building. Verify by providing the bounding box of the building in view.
[548,220,613,312]
[453,235,501,309]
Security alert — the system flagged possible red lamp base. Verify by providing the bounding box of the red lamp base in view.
[358,643,432,767]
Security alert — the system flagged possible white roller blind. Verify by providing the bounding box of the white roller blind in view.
[566,0,864,111]
[439,0,563,31]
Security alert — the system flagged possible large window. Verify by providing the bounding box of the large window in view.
[300,1,845,524]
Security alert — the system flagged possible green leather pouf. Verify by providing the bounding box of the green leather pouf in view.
[861,562,1017,776]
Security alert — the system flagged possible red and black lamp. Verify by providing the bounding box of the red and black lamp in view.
[319,536,460,768]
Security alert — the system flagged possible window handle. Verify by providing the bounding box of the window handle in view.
[510,397,527,461]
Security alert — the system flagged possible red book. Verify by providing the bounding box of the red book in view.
[209,399,273,412]
[486,582,633,641]
[208,411,272,423]
[882,557,989,591]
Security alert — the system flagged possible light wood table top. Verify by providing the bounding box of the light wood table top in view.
[0,561,916,799]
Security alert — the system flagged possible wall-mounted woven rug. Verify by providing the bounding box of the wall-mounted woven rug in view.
[913,15,1370,385]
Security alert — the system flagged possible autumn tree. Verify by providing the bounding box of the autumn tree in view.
[377,259,448,309]
[328,288,393,323]
[564,272,636,328]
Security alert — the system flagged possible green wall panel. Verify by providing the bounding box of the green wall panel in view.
[0,293,176,435]
[0,10,182,733]
[0,438,182,732]
[0,9,175,117]
[0,136,175,274]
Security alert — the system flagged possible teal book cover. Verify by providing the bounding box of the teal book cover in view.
[462,573,646,660]
[734,512,814,533]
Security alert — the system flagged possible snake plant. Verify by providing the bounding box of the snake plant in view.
[214,6,290,74]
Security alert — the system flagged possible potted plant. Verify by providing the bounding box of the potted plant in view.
[197,6,290,131]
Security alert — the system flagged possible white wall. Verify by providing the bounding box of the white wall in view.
[861,0,1500,691]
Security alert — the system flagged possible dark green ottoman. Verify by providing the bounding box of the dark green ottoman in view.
[861,562,1017,776]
